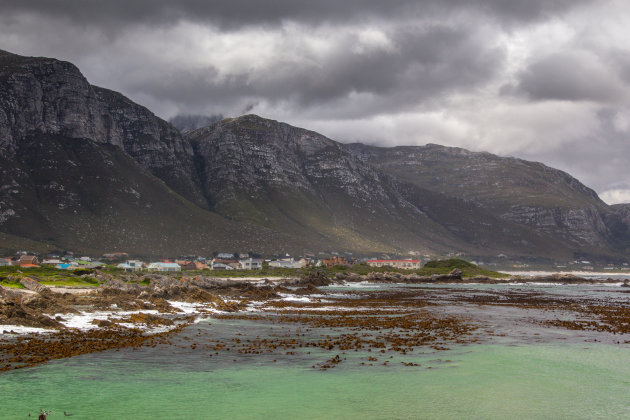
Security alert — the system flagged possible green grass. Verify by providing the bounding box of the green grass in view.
[0,278,25,288]
[39,278,99,287]
[0,266,101,287]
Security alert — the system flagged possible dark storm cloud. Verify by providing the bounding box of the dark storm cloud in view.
[119,25,503,119]
[506,52,625,102]
[518,107,630,197]
[1,0,591,28]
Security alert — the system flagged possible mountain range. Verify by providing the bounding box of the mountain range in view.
[1,49,629,261]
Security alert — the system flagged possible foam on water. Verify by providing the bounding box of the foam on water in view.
[0,325,54,335]
[50,309,161,330]
[278,293,312,303]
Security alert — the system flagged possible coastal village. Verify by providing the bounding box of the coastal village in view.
[0,251,424,272]
[2,250,629,273]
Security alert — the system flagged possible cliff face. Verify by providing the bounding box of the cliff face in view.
[93,87,206,207]
[0,50,205,207]
[0,50,109,152]
[188,115,400,207]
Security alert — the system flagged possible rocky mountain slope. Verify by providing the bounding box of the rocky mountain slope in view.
[347,144,623,253]
[1,49,629,259]
[0,50,293,255]
[185,116,575,258]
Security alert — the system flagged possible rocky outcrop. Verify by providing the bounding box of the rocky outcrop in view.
[0,50,205,207]
[18,277,49,293]
[187,115,403,206]
[94,87,206,207]
[0,50,108,153]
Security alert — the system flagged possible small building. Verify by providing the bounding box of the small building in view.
[56,263,79,270]
[117,260,144,272]
[321,256,351,267]
[147,262,181,272]
[366,259,421,269]
[211,262,234,270]
[176,260,196,270]
[19,255,39,266]
[0,258,11,266]
[239,258,263,270]
[194,262,210,270]
[269,259,302,269]
[177,261,209,270]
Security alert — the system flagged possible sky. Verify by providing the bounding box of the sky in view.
[1,1,630,203]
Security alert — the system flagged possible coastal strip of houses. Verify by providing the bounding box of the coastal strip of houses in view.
[366,259,422,269]
[2,251,433,273]
[0,254,107,269]
[116,257,265,272]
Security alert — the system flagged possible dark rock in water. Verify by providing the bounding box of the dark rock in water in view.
[294,284,321,295]
[528,273,592,283]
[621,280,630,288]
[299,270,333,286]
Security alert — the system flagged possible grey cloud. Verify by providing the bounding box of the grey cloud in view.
[1,0,594,29]
[168,114,223,132]
[517,107,630,195]
[507,52,624,102]
[120,25,503,120]
[608,49,630,85]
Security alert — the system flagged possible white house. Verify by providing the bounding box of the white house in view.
[269,259,302,269]
[41,259,63,266]
[147,262,181,272]
[239,258,263,270]
[211,262,234,270]
[117,260,144,272]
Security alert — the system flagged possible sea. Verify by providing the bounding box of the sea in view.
[1,279,629,419]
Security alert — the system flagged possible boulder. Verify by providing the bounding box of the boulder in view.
[19,277,50,293]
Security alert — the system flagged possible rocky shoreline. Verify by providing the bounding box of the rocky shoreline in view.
[1,270,628,371]
[334,269,629,284]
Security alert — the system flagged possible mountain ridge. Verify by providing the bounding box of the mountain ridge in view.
[1,49,629,260]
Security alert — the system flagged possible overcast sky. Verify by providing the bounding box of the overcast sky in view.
[2,0,630,203]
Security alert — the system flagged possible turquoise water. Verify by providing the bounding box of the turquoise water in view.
[2,335,629,419]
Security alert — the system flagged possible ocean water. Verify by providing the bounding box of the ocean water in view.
[2,283,629,419]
